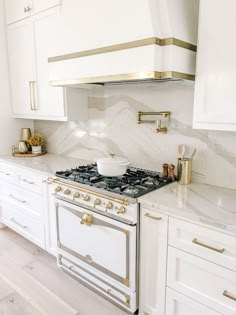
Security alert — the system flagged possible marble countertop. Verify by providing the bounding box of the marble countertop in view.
[138,182,236,235]
[1,154,235,235]
[0,154,91,176]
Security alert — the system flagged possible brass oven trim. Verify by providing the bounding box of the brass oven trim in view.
[48,177,129,206]
[56,203,130,287]
[61,255,130,306]
[48,36,197,63]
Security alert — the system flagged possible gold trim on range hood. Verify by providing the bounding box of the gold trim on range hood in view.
[49,71,195,87]
[49,37,197,86]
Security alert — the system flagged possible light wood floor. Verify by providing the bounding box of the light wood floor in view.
[0,228,128,315]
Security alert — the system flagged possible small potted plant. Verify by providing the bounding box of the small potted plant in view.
[27,134,45,153]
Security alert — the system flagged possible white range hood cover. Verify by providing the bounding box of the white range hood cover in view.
[48,0,199,86]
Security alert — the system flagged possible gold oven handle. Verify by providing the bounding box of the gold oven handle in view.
[80,213,93,226]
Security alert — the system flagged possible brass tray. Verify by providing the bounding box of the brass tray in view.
[12,151,46,157]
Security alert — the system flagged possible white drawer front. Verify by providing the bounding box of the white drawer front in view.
[18,169,43,194]
[167,247,236,315]
[169,217,236,272]
[166,288,220,315]
[1,182,43,217]
[1,201,44,248]
[0,164,18,183]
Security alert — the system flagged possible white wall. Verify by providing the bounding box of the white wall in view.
[0,0,33,154]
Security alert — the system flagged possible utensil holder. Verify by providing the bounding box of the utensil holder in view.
[177,158,192,185]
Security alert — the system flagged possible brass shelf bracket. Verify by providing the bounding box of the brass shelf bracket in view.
[137,111,171,133]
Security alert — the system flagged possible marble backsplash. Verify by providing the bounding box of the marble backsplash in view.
[34,81,236,189]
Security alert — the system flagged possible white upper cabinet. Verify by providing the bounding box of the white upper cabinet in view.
[7,7,88,121]
[193,0,236,131]
[5,0,60,25]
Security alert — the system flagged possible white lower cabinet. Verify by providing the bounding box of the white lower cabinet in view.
[167,247,236,315]
[0,162,47,249]
[139,208,168,315]
[166,288,220,315]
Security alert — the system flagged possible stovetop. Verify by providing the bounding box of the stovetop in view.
[55,164,173,198]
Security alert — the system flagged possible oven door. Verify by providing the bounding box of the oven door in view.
[55,199,137,291]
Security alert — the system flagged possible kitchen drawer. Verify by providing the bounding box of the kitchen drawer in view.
[1,200,44,248]
[167,247,236,315]
[18,169,44,194]
[0,163,18,183]
[169,217,236,272]
[166,288,220,315]
[1,182,43,217]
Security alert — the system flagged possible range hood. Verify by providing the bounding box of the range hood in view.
[48,0,199,87]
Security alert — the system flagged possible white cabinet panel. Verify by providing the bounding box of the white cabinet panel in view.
[32,9,65,117]
[32,0,60,16]
[4,0,60,25]
[167,247,236,315]
[166,288,220,315]
[7,19,37,116]
[193,0,236,131]
[5,0,31,24]
[169,217,236,272]
[139,208,168,315]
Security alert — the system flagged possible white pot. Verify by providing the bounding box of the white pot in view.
[31,145,42,153]
[97,154,130,177]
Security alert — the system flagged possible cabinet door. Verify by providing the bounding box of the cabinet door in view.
[4,0,32,25]
[32,0,61,15]
[7,20,37,116]
[193,0,236,131]
[166,288,220,315]
[139,208,168,315]
[33,8,65,117]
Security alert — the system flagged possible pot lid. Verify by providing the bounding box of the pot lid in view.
[97,154,130,165]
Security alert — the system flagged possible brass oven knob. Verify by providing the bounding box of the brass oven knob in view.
[82,194,90,201]
[55,186,62,192]
[73,192,80,199]
[106,202,113,209]
[94,198,101,206]
[80,213,93,226]
[116,206,126,214]
[64,189,71,195]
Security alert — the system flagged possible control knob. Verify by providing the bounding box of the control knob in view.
[82,194,90,201]
[94,198,101,206]
[64,189,71,195]
[55,186,62,192]
[73,192,80,199]
[116,206,126,214]
[106,202,113,210]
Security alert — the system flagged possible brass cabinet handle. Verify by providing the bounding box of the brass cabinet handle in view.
[29,81,34,110]
[144,213,162,220]
[24,6,32,12]
[11,218,27,229]
[32,81,37,110]
[192,238,225,254]
[9,194,27,204]
[223,290,236,301]
[23,179,35,185]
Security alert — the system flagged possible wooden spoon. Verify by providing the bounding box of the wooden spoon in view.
[178,144,186,160]
[190,148,197,160]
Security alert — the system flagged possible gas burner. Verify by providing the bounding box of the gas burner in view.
[55,164,173,198]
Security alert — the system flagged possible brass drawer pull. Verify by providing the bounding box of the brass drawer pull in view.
[223,290,236,301]
[23,179,35,185]
[9,194,27,204]
[10,218,27,229]
[192,238,225,254]
[144,213,162,220]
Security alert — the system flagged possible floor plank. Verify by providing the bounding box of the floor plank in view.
[0,292,41,315]
[0,228,128,315]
